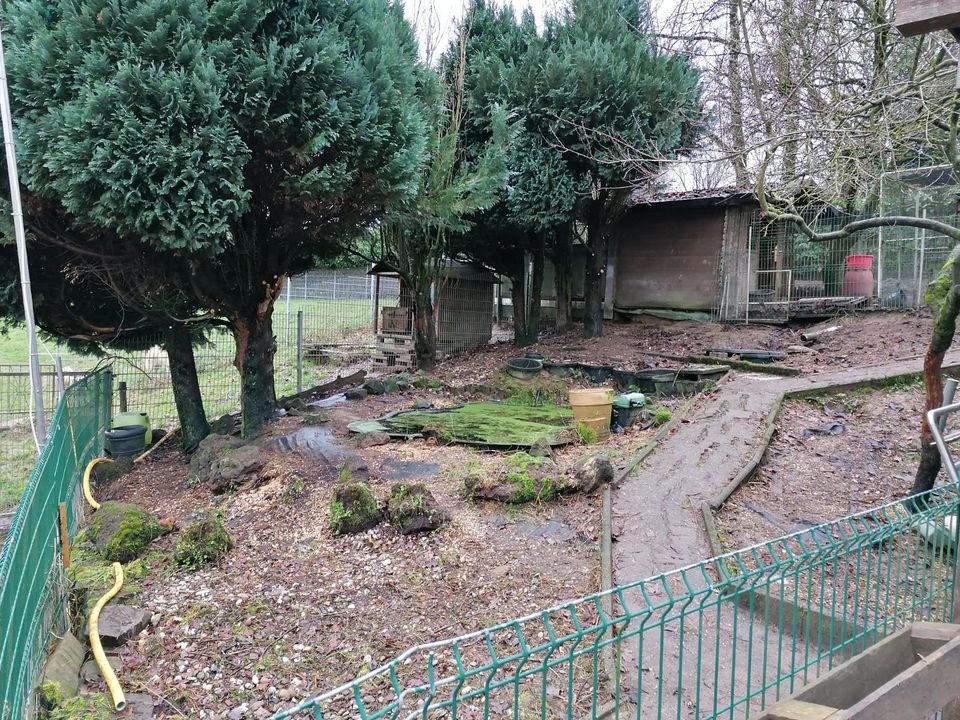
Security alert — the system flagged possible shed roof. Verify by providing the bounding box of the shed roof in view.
[628,186,756,209]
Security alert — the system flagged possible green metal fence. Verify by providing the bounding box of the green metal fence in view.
[0,369,111,719]
[273,485,960,720]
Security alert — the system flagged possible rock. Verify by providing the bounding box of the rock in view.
[355,432,391,449]
[283,397,309,412]
[413,375,442,390]
[329,483,381,535]
[80,655,122,685]
[383,377,401,394]
[412,399,433,410]
[151,427,168,443]
[787,345,817,354]
[206,444,265,494]
[87,502,165,563]
[39,631,84,707]
[97,604,151,647]
[386,483,448,534]
[229,703,249,720]
[123,693,155,720]
[269,427,369,481]
[209,414,237,436]
[528,438,554,458]
[344,387,368,401]
[175,510,233,569]
[188,433,245,483]
[300,413,329,426]
[395,372,413,390]
[565,455,614,494]
[362,378,385,395]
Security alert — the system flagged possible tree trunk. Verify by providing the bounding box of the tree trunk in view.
[727,0,749,186]
[552,224,573,333]
[412,285,437,370]
[164,327,209,451]
[511,277,531,347]
[233,310,278,437]
[909,252,960,509]
[528,242,544,343]
[584,202,607,338]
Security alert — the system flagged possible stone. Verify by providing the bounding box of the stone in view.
[329,483,381,535]
[80,656,122,685]
[188,433,245,483]
[383,377,401,394]
[787,345,817,354]
[386,483,448,534]
[97,604,151,647]
[283,397,309,412]
[565,455,614,494]
[228,702,249,720]
[300,413,329,426]
[39,631,84,706]
[87,502,165,563]
[175,510,233,569]
[412,399,433,410]
[528,438,554,458]
[362,378,386,395]
[269,427,369,481]
[207,445,265,494]
[209,413,237,436]
[395,372,413,390]
[151,427,168,443]
[344,387,368,401]
[355,432,391,449]
[123,692,156,720]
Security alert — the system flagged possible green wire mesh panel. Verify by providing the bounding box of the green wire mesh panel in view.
[272,485,959,720]
[0,369,111,719]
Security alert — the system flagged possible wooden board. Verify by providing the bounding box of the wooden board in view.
[895,0,960,36]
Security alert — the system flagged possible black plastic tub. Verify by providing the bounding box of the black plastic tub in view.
[505,357,543,380]
[105,425,147,457]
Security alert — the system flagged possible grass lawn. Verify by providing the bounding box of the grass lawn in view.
[0,423,36,512]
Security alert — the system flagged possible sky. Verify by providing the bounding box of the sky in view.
[401,0,553,60]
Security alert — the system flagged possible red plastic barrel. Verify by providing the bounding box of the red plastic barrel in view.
[843,254,874,297]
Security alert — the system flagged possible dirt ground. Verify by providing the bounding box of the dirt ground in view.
[93,379,660,719]
[434,311,934,386]
[716,379,924,552]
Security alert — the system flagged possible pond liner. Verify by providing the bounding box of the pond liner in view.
[347,404,574,449]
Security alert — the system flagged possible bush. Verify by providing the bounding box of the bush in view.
[174,510,233,570]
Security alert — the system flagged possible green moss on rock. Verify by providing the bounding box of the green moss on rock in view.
[46,692,112,720]
[87,502,165,563]
[329,482,380,535]
[386,483,448,534]
[174,510,233,570]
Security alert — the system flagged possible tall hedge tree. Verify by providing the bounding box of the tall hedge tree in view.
[5,0,425,434]
[523,0,703,337]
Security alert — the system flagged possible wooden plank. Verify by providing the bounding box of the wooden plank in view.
[895,0,960,35]
[842,632,960,718]
[58,503,70,569]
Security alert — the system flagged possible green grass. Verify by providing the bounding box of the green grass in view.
[0,423,36,511]
[381,402,574,446]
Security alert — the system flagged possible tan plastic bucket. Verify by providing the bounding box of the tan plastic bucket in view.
[568,388,614,436]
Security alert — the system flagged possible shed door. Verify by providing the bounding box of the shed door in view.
[613,206,723,311]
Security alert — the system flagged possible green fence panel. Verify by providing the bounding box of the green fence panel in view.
[272,485,960,720]
[0,369,111,719]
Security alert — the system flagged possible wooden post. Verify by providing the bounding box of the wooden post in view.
[118,381,127,413]
[895,0,960,36]
[58,502,70,569]
[296,310,304,394]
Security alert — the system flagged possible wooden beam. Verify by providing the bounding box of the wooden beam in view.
[895,0,960,36]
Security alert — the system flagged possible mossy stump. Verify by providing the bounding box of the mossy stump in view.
[87,501,165,563]
[386,483,448,534]
[329,482,380,535]
[174,510,233,570]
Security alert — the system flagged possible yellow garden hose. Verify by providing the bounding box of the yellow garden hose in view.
[87,561,127,711]
[81,457,126,710]
[82,457,113,510]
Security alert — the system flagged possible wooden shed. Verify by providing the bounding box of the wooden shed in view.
[369,260,497,368]
[610,189,758,315]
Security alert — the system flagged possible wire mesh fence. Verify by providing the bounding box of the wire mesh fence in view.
[0,368,111,719]
[271,485,959,720]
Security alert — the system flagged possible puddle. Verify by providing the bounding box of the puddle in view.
[380,458,441,481]
[268,426,367,479]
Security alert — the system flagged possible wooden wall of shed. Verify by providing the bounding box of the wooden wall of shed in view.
[716,205,761,321]
[612,205,726,311]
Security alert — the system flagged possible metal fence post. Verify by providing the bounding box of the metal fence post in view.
[296,310,304,394]
[118,382,128,413]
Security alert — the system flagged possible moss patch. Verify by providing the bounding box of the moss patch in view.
[87,501,165,563]
[463,452,559,504]
[330,482,380,535]
[483,371,569,406]
[45,692,112,720]
[380,402,573,446]
[175,510,233,570]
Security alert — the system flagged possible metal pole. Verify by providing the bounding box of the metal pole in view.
[296,310,304,394]
[54,352,65,398]
[0,27,45,445]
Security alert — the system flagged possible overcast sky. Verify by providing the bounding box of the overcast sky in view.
[401,0,554,59]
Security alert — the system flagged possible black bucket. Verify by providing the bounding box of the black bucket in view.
[105,425,147,457]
